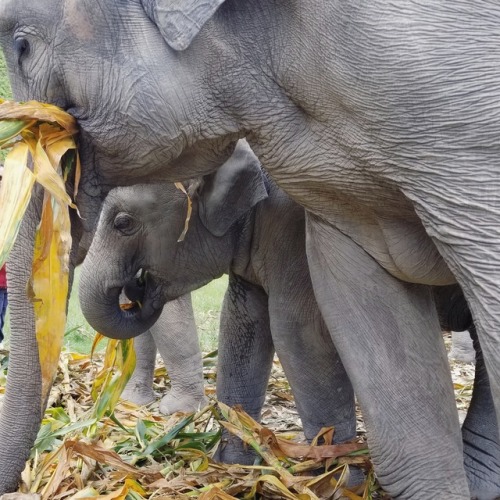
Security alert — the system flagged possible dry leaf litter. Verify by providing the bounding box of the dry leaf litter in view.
[0,331,474,500]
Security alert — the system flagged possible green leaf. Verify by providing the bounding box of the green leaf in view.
[143,414,196,456]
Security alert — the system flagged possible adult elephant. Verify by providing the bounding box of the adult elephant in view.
[0,1,499,498]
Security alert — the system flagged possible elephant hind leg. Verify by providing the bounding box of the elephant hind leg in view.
[121,294,207,414]
[462,325,500,499]
[411,187,500,499]
[306,214,469,499]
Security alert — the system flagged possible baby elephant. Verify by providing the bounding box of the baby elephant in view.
[79,140,356,464]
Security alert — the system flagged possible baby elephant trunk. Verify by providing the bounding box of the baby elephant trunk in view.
[79,265,162,339]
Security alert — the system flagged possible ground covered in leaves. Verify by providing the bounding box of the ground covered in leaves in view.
[0,332,474,500]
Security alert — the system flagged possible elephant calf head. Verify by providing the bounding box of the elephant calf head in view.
[79,140,268,339]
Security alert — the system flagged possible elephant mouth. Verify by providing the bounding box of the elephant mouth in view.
[117,268,163,327]
[119,299,142,317]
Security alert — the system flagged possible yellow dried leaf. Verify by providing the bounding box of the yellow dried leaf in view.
[32,194,71,407]
[91,338,136,420]
[0,142,35,266]
[68,440,144,476]
[89,478,147,500]
[198,487,239,500]
[0,99,78,134]
[69,487,101,498]
[245,474,302,500]
[39,441,73,499]
[31,135,74,207]
[174,182,192,242]
[0,100,80,411]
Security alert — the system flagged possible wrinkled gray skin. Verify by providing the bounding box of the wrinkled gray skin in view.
[121,294,208,414]
[1,1,500,497]
[80,142,356,464]
[434,286,500,498]
[450,331,475,364]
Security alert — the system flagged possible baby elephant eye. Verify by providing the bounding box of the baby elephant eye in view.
[14,37,30,65]
[113,212,139,235]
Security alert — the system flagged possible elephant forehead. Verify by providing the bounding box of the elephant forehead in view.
[63,0,95,41]
[107,185,183,215]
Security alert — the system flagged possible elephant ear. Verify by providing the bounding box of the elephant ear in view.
[141,0,226,51]
[198,141,269,237]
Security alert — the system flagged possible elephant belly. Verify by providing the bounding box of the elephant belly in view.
[375,215,455,285]
[324,202,456,286]
[285,173,456,286]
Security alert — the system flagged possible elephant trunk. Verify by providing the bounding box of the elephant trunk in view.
[79,258,162,339]
[0,193,44,494]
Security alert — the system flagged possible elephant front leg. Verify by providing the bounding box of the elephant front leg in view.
[215,273,274,465]
[306,214,469,499]
[151,294,207,415]
[121,330,157,406]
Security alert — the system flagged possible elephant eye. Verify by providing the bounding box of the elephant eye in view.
[14,37,30,65]
[113,213,139,235]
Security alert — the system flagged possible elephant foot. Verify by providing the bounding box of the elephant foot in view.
[121,381,156,406]
[159,391,208,415]
[341,466,366,489]
[213,430,257,465]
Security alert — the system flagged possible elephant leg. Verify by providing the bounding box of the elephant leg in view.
[434,285,499,496]
[306,214,469,499]
[449,330,475,363]
[267,287,355,443]
[121,330,157,406]
[151,294,207,415]
[215,273,274,464]
[412,189,500,499]
[268,288,359,482]
[462,325,500,499]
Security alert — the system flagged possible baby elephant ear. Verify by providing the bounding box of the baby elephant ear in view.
[199,140,269,237]
[141,0,226,51]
